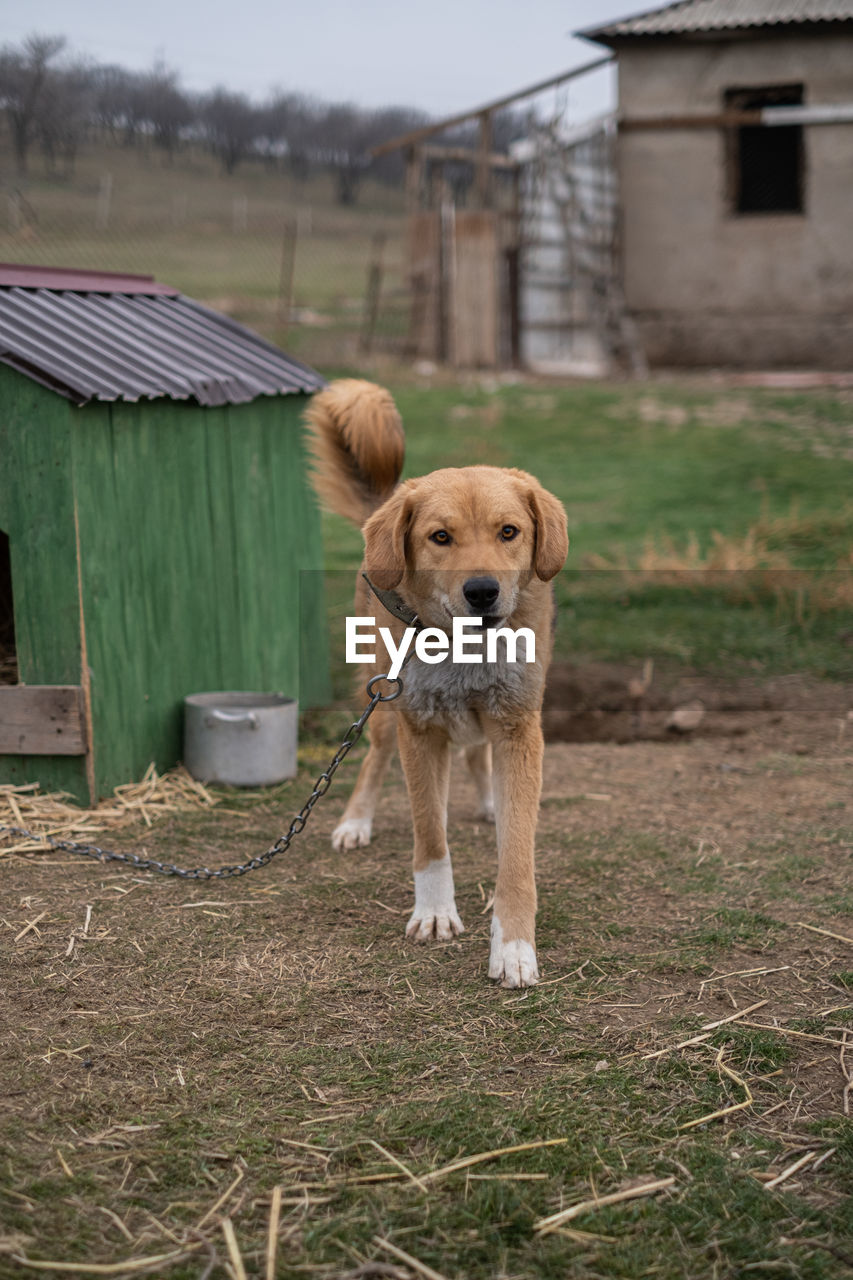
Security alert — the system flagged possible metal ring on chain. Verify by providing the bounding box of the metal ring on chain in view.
[366,674,404,702]
[0,674,400,881]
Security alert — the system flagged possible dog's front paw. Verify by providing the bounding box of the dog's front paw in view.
[406,904,464,942]
[406,855,464,942]
[332,817,372,851]
[489,919,539,988]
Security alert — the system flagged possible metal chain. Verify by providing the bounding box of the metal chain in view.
[0,673,404,880]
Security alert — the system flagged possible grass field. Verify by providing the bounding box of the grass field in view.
[319,378,853,696]
[3,378,853,1278]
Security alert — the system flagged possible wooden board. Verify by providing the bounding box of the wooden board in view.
[450,211,499,368]
[407,211,442,358]
[0,686,87,755]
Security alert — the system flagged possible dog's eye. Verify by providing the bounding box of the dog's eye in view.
[500,525,519,541]
[430,529,452,545]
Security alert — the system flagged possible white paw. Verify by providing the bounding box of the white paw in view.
[332,817,372,851]
[489,918,539,988]
[406,904,465,942]
[406,855,464,942]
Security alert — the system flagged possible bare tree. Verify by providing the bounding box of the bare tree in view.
[0,31,456,197]
[0,33,66,174]
[36,60,94,177]
[135,61,193,157]
[200,88,259,174]
[90,64,142,142]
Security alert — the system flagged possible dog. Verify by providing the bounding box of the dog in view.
[305,380,568,987]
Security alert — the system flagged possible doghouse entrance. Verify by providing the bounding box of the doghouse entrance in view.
[0,530,17,685]
[0,528,87,755]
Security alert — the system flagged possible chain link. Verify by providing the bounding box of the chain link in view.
[0,674,404,880]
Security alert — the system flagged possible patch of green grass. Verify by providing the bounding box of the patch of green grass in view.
[689,908,783,952]
[316,382,853,681]
[391,383,853,566]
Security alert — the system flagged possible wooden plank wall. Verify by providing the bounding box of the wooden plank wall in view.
[73,395,329,800]
[407,211,443,359]
[407,209,504,368]
[449,211,500,368]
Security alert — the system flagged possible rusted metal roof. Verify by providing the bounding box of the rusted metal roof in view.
[581,0,853,42]
[0,264,180,294]
[0,264,324,406]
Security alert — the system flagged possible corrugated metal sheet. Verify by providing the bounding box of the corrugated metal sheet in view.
[581,0,853,42]
[0,269,324,406]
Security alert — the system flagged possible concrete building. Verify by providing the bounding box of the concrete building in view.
[581,0,853,368]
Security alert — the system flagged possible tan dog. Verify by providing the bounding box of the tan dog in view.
[306,380,568,987]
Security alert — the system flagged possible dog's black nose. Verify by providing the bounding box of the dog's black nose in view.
[463,576,501,614]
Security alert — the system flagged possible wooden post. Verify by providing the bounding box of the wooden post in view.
[277,216,298,327]
[475,110,493,208]
[439,201,455,365]
[360,231,387,355]
[95,173,113,231]
[508,165,522,366]
[405,145,424,213]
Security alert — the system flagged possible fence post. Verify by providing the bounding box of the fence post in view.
[95,173,113,231]
[277,216,298,328]
[359,231,387,355]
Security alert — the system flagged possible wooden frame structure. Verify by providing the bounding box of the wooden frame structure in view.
[371,57,613,369]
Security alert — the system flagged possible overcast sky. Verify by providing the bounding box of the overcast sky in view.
[0,0,635,121]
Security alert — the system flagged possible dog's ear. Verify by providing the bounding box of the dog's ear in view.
[526,480,569,581]
[362,484,415,590]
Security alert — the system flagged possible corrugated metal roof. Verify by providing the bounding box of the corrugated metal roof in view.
[0,265,325,406]
[581,0,853,42]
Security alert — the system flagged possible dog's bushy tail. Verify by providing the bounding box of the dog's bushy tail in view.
[304,379,404,527]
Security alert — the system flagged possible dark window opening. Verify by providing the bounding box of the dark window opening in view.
[0,530,17,685]
[726,84,805,215]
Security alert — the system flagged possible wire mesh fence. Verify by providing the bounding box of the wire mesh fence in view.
[0,142,413,368]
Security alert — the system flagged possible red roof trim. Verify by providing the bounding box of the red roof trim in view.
[0,263,179,295]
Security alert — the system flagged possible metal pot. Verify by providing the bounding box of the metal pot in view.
[183,692,298,786]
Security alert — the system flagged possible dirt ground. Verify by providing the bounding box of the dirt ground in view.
[544,659,853,753]
[2,666,852,1277]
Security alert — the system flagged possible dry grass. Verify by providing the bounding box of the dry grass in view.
[0,764,220,853]
[581,508,853,626]
[587,513,853,578]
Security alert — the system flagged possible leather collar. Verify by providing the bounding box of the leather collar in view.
[362,574,421,629]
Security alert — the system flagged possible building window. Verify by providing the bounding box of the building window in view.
[725,84,805,215]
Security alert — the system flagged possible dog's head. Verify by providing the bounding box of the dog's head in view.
[362,466,568,628]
